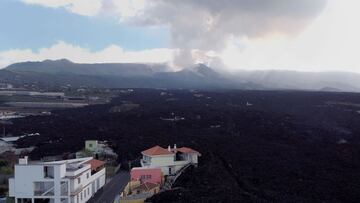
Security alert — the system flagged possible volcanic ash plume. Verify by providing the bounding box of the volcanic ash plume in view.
[129,0,327,68]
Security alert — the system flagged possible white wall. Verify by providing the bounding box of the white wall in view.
[143,153,199,176]
[148,155,174,167]
[191,154,198,164]
[10,161,106,203]
[73,168,106,203]
[13,165,49,197]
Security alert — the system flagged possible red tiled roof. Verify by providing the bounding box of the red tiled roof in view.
[177,147,201,155]
[86,159,105,171]
[142,146,173,156]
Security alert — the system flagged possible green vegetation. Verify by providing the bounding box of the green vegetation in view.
[0,167,13,175]
[78,149,93,157]
[0,160,13,175]
[6,197,15,203]
[0,160,7,167]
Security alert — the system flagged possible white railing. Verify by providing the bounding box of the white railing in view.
[163,163,193,190]
[89,167,105,181]
[41,186,55,196]
[70,184,83,196]
[65,164,91,177]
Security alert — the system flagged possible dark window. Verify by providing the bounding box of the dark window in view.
[43,166,53,178]
[34,199,51,203]
[18,199,32,203]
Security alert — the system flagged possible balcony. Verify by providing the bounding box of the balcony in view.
[140,159,151,167]
[89,167,105,181]
[70,184,83,196]
[34,181,55,196]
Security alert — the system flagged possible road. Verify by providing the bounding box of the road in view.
[88,171,130,203]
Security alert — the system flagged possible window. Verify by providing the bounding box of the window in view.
[87,173,89,179]
[146,175,152,179]
[77,178,81,184]
[43,166,54,178]
[143,156,151,162]
[89,144,93,147]
[17,198,32,203]
[34,199,52,203]
[88,187,90,195]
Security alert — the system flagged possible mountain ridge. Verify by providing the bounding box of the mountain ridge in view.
[2,59,360,92]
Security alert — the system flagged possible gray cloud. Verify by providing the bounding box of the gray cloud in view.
[132,0,327,67]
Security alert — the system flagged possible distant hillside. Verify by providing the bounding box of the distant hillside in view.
[228,70,360,92]
[1,59,257,89]
[2,59,360,92]
[6,59,166,77]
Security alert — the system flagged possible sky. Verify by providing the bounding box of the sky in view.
[0,0,359,72]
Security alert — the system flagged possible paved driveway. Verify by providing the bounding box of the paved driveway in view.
[88,171,130,203]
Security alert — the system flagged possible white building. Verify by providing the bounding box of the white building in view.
[140,145,201,176]
[8,157,106,203]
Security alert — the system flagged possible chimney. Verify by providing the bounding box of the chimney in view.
[174,144,177,150]
[168,145,171,152]
[19,156,28,165]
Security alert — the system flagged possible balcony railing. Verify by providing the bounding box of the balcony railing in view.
[34,187,54,196]
[65,164,90,177]
[34,182,55,196]
[140,159,151,167]
[70,184,83,196]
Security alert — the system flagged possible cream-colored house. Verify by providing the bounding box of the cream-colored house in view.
[76,140,117,163]
[85,140,99,152]
[140,145,201,176]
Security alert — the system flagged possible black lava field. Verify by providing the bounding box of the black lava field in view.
[9,89,360,202]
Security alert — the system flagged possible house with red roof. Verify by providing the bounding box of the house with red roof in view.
[140,144,201,176]
[130,167,163,185]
